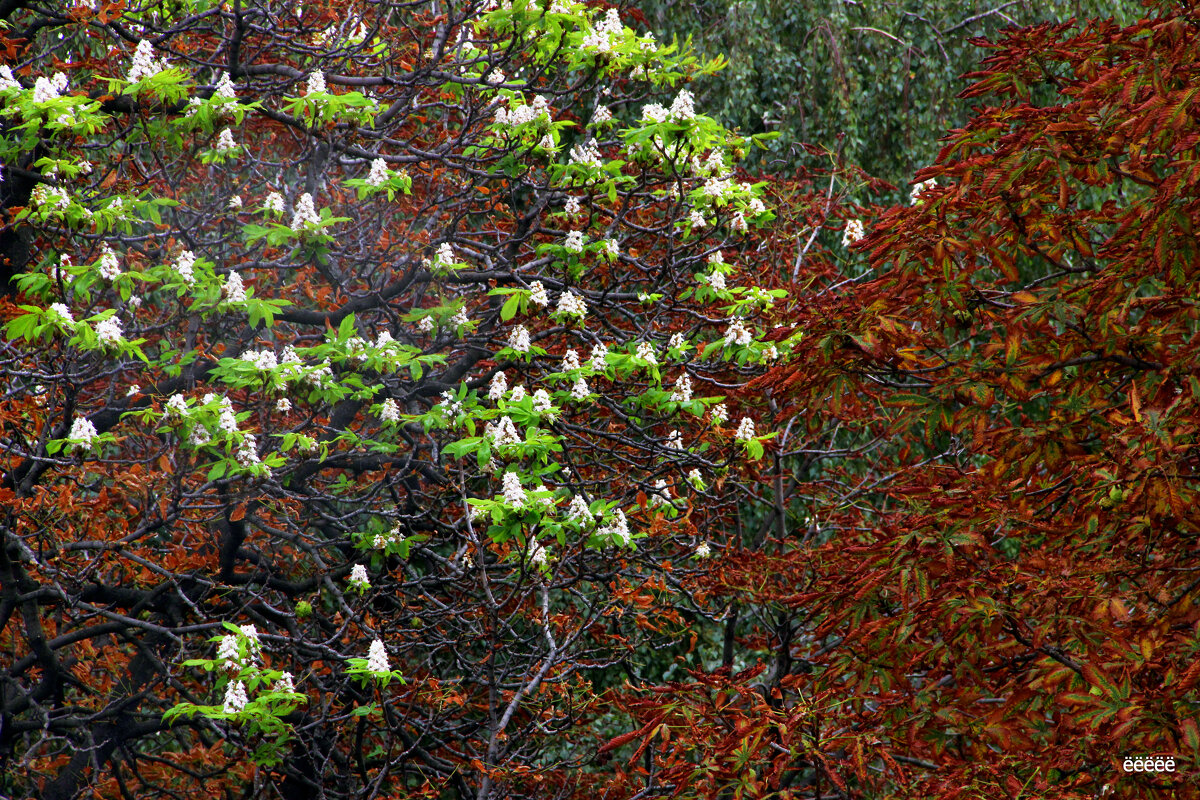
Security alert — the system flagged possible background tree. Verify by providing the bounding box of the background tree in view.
[611,3,1200,797]
[0,1,790,797]
[636,0,1143,185]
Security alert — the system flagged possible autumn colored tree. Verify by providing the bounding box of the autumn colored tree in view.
[0,1,794,798]
[607,3,1200,799]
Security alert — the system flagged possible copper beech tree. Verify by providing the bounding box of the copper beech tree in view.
[0,1,796,797]
[607,3,1200,799]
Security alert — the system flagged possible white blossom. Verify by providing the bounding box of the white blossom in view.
[567,494,594,525]
[273,672,296,694]
[688,468,704,489]
[570,377,590,400]
[379,398,401,423]
[649,479,671,507]
[68,416,98,451]
[603,238,619,258]
[665,430,682,451]
[668,332,686,351]
[582,7,623,52]
[97,245,121,280]
[910,178,937,204]
[417,316,436,333]
[555,290,587,319]
[589,342,608,371]
[560,349,580,372]
[236,434,261,468]
[702,270,726,291]
[49,303,73,324]
[217,634,241,670]
[127,40,162,83]
[564,196,582,215]
[488,371,508,401]
[166,394,188,416]
[95,315,123,345]
[600,508,630,546]
[735,416,756,441]
[263,192,285,215]
[213,71,237,102]
[528,540,549,566]
[669,88,695,122]
[724,319,753,347]
[290,192,320,230]
[32,76,60,104]
[635,341,657,365]
[276,398,292,413]
[689,209,708,228]
[450,307,470,328]
[521,280,548,308]
[508,325,531,353]
[366,639,389,672]
[439,390,463,417]
[216,127,237,152]
[842,218,865,247]
[126,384,140,397]
[763,344,779,361]
[730,211,748,232]
[223,680,248,714]
[434,242,456,268]
[695,541,712,558]
[228,194,243,210]
[509,384,526,402]
[175,250,196,285]
[670,373,692,403]
[711,403,728,425]
[223,271,246,303]
[487,415,522,447]
[239,624,262,659]
[349,563,370,589]
[564,230,585,253]
[0,65,19,92]
[568,140,602,168]
[642,103,668,124]
[304,70,326,96]
[531,389,554,417]
[241,349,278,371]
[366,157,389,187]
[501,471,526,507]
[591,105,612,125]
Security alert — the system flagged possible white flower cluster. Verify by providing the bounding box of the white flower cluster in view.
[532,388,555,418]
[175,250,196,285]
[735,416,756,441]
[635,341,657,365]
[508,325,531,353]
[95,315,123,345]
[843,218,865,246]
[49,302,73,324]
[494,93,550,127]
[560,349,580,371]
[366,157,389,187]
[641,103,668,124]
[528,280,549,307]
[223,680,248,714]
[568,140,602,168]
[528,540,549,566]
[0,66,19,92]
[724,319,752,347]
[241,349,277,370]
[349,564,370,589]
[486,415,522,447]
[911,178,937,204]
[669,88,695,122]
[502,471,526,507]
[567,494,594,525]
[439,390,463,418]
[216,128,237,152]
[264,192,285,215]
[563,196,582,215]
[581,7,623,52]
[97,245,121,281]
[304,70,326,96]
[127,40,166,83]
[555,290,587,319]
[599,508,630,546]
[379,398,401,423]
[590,342,608,371]
[570,377,590,400]
[213,71,237,104]
[591,105,612,125]
[366,639,389,672]
[291,192,320,230]
[236,434,262,469]
[373,523,402,550]
[31,74,67,104]
[488,371,508,401]
[68,416,98,451]
[223,271,246,302]
[711,403,728,425]
[670,373,692,403]
[31,184,69,210]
